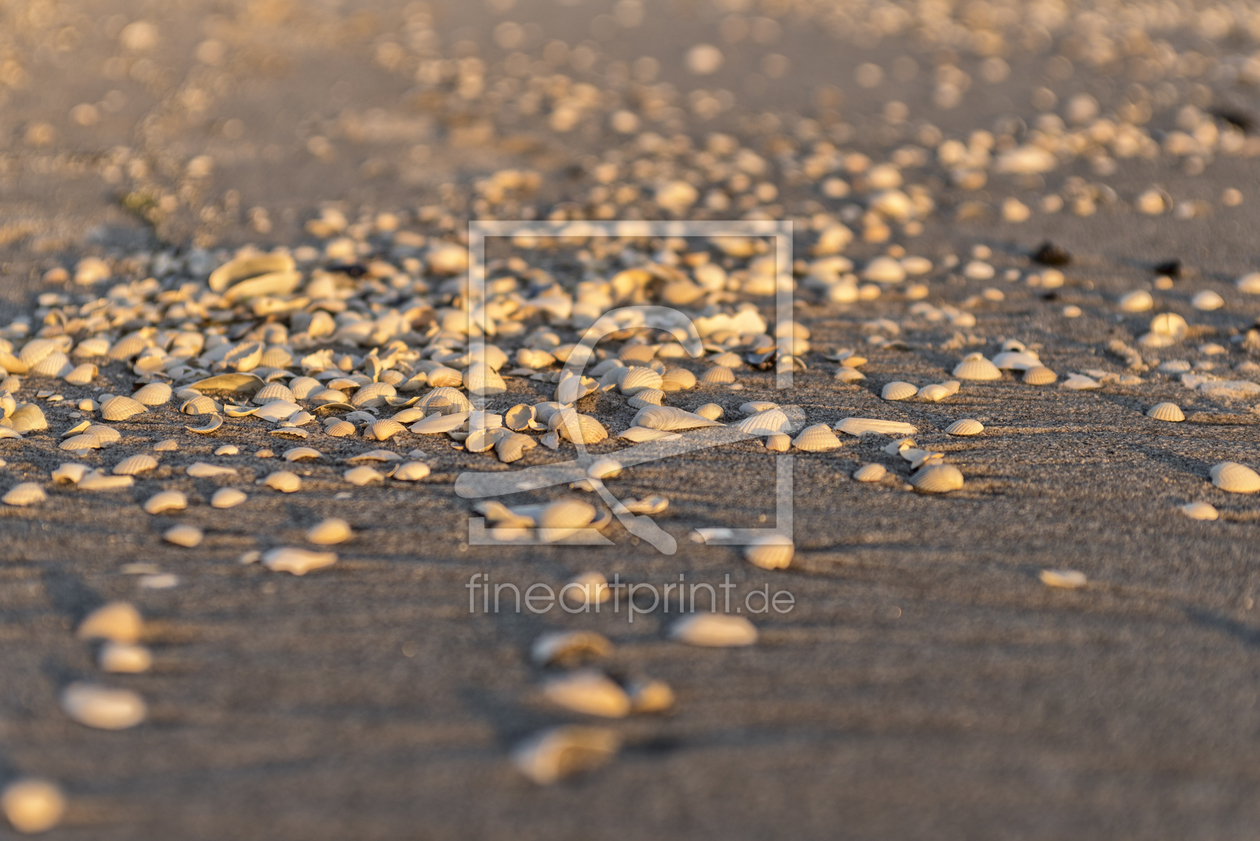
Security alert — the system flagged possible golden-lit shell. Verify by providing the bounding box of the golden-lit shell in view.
[52,463,89,484]
[11,404,48,433]
[30,351,71,377]
[262,546,337,575]
[495,433,537,464]
[368,419,407,441]
[101,396,147,421]
[952,353,1002,381]
[418,386,472,414]
[764,433,791,452]
[538,499,597,532]
[1147,402,1185,422]
[76,601,142,643]
[620,367,664,395]
[344,465,385,486]
[1210,461,1260,493]
[464,362,506,396]
[98,641,152,674]
[289,376,322,399]
[542,670,631,718]
[669,614,758,647]
[60,682,146,730]
[132,382,172,406]
[917,383,951,402]
[699,365,736,385]
[2,482,46,506]
[180,395,219,415]
[76,471,134,491]
[711,351,743,368]
[505,404,536,431]
[694,403,723,421]
[946,419,985,436]
[163,524,203,547]
[154,440,177,452]
[350,381,397,408]
[252,382,296,405]
[261,471,302,493]
[113,454,157,475]
[73,336,111,358]
[143,490,187,514]
[910,463,964,493]
[744,535,794,570]
[835,418,918,437]
[1181,502,1219,520]
[659,368,697,391]
[426,366,464,388]
[733,409,791,436]
[307,517,353,545]
[793,424,842,452]
[881,381,917,401]
[84,424,121,445]
[1,778,67,834]
[1039,569,1087,589]
[323,419,356,437]
[834,366,866,382]
[511,725,619,785]
[627,388,665,408]
[1023,366,1057,385]
[186,414,223,434]
[853,463,887,482]
[210,488,247,509]
[187,462,236,478]
[531,630,613,666]
[410,411,469,435]
[550,411,608,444]
[64,362,98,385]
[390,461,432,481]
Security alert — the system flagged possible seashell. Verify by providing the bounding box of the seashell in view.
[64,362,98,385]
[344,465,385,486]
[180,395,219,415]
[344,450,401,463]
[11,404,48,433]
[512,725,619,785]
[505,404,536,432]
[550,410,608,445]
[917,383,951,402]
[1118,289,1153,312]
[188,373,266,395]
[881,381,917,401]
[946,418,984,436]
[1149,312,1187,338]
[307,518,352,545]
[426,366,464,388]
[464,427,508,453]
[542,670,631,718]
[113,454,157,475]
[853,463,886,482]
[101,396,147,421]
[99,641,152,674]
[186,414,224,434]
[952,353,1002,381]
[626,678,675,714]
[76,471,133,491]
[660,368,697,391]
[0,426,21,441]
[132,382,172,406]
[52,463,89,484]
[30,350,70,377]
[618,426,681,442]
[349,381,397,409]
[255,400,301,422]
[1147,402,1184,422]
[368,419,407,441]
[835,418,918,437]
[187,462,237,478]
[1237,273,1260,294]
[1023,366,1057,385]
[1,778,66,834]
[1181,502,1218,521]
[744,535,794,570]
[211,488,247,509]
[910,463,964,493]
[74,336,111,358]
[2,482,45,506]
[262,546,337,575]
[418,387,472,414]
[60,682,146,730]
[77,602,141,643]
[464,362,506,396]
[410,411,469,435]
[733,409,791,436]
[1210,461,1260,493]
[627,388,665,409]
[1039,569,1087,589]
[261,471,302,493]
[208,251,295,292]
[711,351,743,368]
[283,446,322,462]
[793,424,841,452]
[494,433,537,464]
[215,445,239,456]
[620,367,664,395]
[538,499,597,540]
[991,351,1041,370]
[252,382,296,405]
[862,255,906,283]
[561,572,611,607]
[884,438,915,456]
[531,630,613,666]
[84,424,121,445]
[694,403,724,421]
[144,490,187,514]
[390,461,432,481]
[223,341,264,372]
[1191,290,1224,311]
[289,376,322,399]
[1061,373,1101,390]
[699,365,735,385]
[669,614,758,647]
[389,407,426,425]
[163,524,203,547]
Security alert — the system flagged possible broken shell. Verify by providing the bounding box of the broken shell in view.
[60,682,146,730]
[952,353,1002,381]
[793,424,841,452]
[669,614,758,647]
[143,490,187,514]
[77,602,142,643]
[344,465,384,486]
[132,383,172,406]
[262,471,302,493]
[853,463,887,482]
[210,488,247,509]
[51,463,89,484]
[2,483,45,506]
[307,518,352,545]
[733,409,791,436]
[180,395,219,415]
[186,414,223,433]
[1,779,66,834]
[1040,569,1087,589]
[390,461,432,481]
[1147,402,1185,422]
[187,462,236,478]
[262,546,337,575]
[835,418,918,436]
[512,726,619,785]
[98,641,152,674]
[1210,461,1260,493]
[881,381,917,401]
[1023,366,1057,385]
[744,535,794,570]
[699,366,736,385]
[910,464,964,493]
[1181,502,1219,521]
[113,454,157,475]
[64,363,98,385]
[531,630,613,666]
[101,396,147,421]
[946,418,984,436]
[494,433,537,464]
[164,524,203,547]
[505,404,536,431]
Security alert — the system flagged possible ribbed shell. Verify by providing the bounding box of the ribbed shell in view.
[669,614,758,647]
[853,463,887,482]
[793,424,842,452]
[952,353,1002,381]
[390,461,432,481]
[917,383,951,402]
[101,396,147,421]
[695,403,723,421]
[418,387,472,414]
[31,351,71,377]
[1023,366,1057,385]
[11,405,47,433]
[410,412,469,435]
[85,424,120,444]
[113,454,157,475]
[764,433,791,452]
[323,419,357,437]
[551,411,608,445]
[539,499,597,530]
[710,351,743,368]
[1181,502,1218,521]
[259,346,293,368]
[1147,402,1185,422]
[210,488,247,509]
[910,463,964,493]
[64,363,98,385]
[733,409,791,435]
[1210,461,1260,493]
[620,367,664,395]
[60,434,100,451]
[699,366,736,385]
[627,388,664,408]
[369,419,407,441]
[464,362,506,396]
[289,376,322,399]
[252,382,296,405]
[186,414,223,433]
[74,336,111,358]
[633,406,721,431]
[132,383,172,406]
[835,417,919,437]
[307,518,352,545]
[946,418,985,436]
[542,671,631,719]
[310,388,349,406]
[143,490,187,514]
[350,381,396,408]
[881,381,917,401]
[344,465,385,486]
[744,536,793,570]
[262,471,302,493]
[426,366,464,388]
[659,369,696,391]
[619,344,657,364]
[283,447,322,462]
[2,482,45,506]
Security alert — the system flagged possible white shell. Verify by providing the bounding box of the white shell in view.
[1191,290,1224,311]
[952,353,1002,381]
[991,351,1042,370]
[368,419,407,441]
[531,630,613,666]
[101,396,147,421]
[694,403,723,421]
[542,670,631,718]
[835,417,918,437]
[917,383,951,402]
[620,367,664,395]
[881,381,917,401]
[187,462,236,478]
[1061,374,1101,390]
[1146,402,1184,422]
[60,682,146,729]
[853,463,886,482]
[660,368,697,391]
[113,454,157,475]
[464,362,506,396]
[181,395,219,415]
[1181,502,1219,520]
[910,463,964,493]
[1210,461,1260,493]
[669,614,758,647]
[283,446,323,462]
[633,406,720,431]
[1023,366,1057,385]
[262,471,302,493]
[410,412,469,435]
[186,413,224,433]
[210,488,247,509]
[52,463,90,484]
[99,641,153,674]
[793,424,841,452]
[512,726,619,785]
[262,546,337,575]
[252,382,296,405]
[390,461,432,481]
[255,400,301,422]
[418,386,471,414]
[77,602,142,643]
[164,524,203,547]
[764,432,791,452]
[1149,312,1187,338]
[699,366,736,385]
[946,418,984,436]
[323,419,356,437]
[143,490,187,514]
[132,382,172,406]
[1039,569,1087,589]
[307,518,352,545]
[76,471,134,491]
[1,778,66,834]
[744,535,794,569]
[344,465,384,486]
[2,482,45,506]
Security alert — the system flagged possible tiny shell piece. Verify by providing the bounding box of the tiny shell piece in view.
[1039,569,1087,589]
[262,546,337,575]
[669,614,758,647]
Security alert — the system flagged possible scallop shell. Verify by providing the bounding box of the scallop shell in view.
[733,409,791,436]
[1039,569,1087,589]
[669,614,758,647]
[881,381,917,401]
[52,463,89,484]
[350,381,396,409]
[834,366,866,382]
[113,454,157,475]
[132,383,172,406]
[1147,402,1184,422]
[1210,461,1260,493]
[369,419,407,441]
[531,630,613,666]
[410,412,469,435]
[344,465,385,486]
[283,446,322,462]
[627,388,665,409]
[620,367,664,395]
[793,424,841,452]
[289,376,322,399]
[262,546,337,575]
[550,411,608,445]
[542,670,631,719]
[211,488,247,509]
[744,535,794,570]
[835,418,918,437]
[945,418,984,436]
[252,382,296,405]
[10,404,47,433]
[144,490,187,514]
[323,419,356,437]
[694,403,723,421]
[261,471,302,493]
[853,463,886,482]
[512,726,619,785]
[187,462,237,478]
[307,518,352,545]
[76,471,134,491]
[464,362,506,396]
[764,432,791,452]
[1023,366,1057,385]
[659,368,697,391]
[64,363,98,385]
[164,524,203,547]
[186,414,224,434]
[101,396,147,421]
[2,482,45,506]
[952,353,1002,381]
[60,682,146,730]
[1,778,66,834]
[84,424,121,445]
[917,383,951,402]
[61,434,102,452]
[910,463,964,493]
[1181,502,1219,521]
[390,461,432,481]
[30,351,71,377]
[418,387,472,414]
[699,365,736,385]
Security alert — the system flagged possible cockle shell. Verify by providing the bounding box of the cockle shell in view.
[910,463,964,493]
[835,418,918,437]
[255,400,301,422]
[307,518,352,545]
[733,409,791,435]
[30,351,71,377]
[946,418,984,436]
[144,490,187,514]
[76,471,133,491]
[2,483,45,506]
[853,463,886,482]
[512,726,619,785]
[77,602,142,643]
[101,396,147,421]
[410,412,469,435]
[99,641,153,674]
[10,405,47,433]
[1210,461,1260,493]
[660,368,697,391]
[669,614,758,647]
[132,383,172,406]
[464,362,506,396]
[113,454,157,475]
[694,403,723,421]
[283,447,322,462]
[262,546,337,575]
[699,366,735,385]
[187,462,236,478]
[793,424,841,451]
[344,466,384,486]
[390,461,432,481]
[210,488,247,509]
[368,419,407,441]
[881,381,917,401]
[744,535,794,570]
[1023,366,1057,385]
[323,419,356,437]
[1147,402,1184,422]
[620,367,664,395]
[52,463,89,484]
[952,353,1002,381]
[542,670,631,718]
[917,383,951,402]
[764,432,790,452]
[262,471,302,493]
[550,411,608,445]
[252,382,296,405]
[181,395,219,415]
[65,362,98,385]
